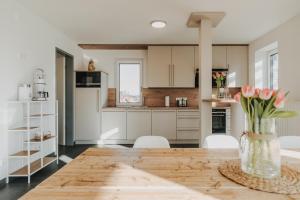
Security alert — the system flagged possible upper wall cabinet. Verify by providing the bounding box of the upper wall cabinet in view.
[196,45,248,87]
[226,46,248,87]
[172,46,195,87]
[147,46,195,88]
[147,46,172,88]
[212,46,227,68]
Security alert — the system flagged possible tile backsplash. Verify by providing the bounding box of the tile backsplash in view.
[107,88,199,107]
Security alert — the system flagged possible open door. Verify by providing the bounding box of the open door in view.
[55,48,74,146]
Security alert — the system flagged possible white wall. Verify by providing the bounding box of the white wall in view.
[82,50,147,88]
[249,14,300,100]
[0,0,83,180]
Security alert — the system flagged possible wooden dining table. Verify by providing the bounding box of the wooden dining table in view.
[20,148,300,200]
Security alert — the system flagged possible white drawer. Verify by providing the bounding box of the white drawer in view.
[177,110,200,117]
[177,130,200,140]
[177,118,200,129]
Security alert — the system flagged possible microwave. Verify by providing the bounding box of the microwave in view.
[76,71,101,88]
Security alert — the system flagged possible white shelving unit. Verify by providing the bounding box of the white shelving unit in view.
[6,100,58,183]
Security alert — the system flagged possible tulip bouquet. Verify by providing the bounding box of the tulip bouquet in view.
[212,72,226,88]
[235,85,297,179]
[234,86,297,133]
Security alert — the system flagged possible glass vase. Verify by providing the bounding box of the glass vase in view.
[240,118,281,179]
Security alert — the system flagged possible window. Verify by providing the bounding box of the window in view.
[254,42,278,89]
[268,50,278,90]
[116,60,142,106]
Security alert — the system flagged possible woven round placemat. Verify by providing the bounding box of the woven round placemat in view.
[218,160,300,194]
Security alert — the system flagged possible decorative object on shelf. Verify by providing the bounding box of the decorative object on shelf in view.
[32,68,48,101]
[212,71,226,98]
[234,86,297,179]
[18,83,32,101]
[218,160,300,194]
[88,59,96,72]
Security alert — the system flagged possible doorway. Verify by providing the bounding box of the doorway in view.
[55,48,74,146]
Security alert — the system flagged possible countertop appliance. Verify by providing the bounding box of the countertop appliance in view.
[212,108,231,134]
[75,71,108,143]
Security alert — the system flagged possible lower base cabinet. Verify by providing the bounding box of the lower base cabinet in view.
[127,110,152,140]
[101,111,126,140]
[152,110,177,140]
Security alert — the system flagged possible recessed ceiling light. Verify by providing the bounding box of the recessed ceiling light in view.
[151,20,167,29]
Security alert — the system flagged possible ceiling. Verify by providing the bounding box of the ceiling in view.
[17,0,300,44]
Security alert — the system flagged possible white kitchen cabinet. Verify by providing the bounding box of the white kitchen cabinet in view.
[172,46,195,87]
[212,46,227,68]
[152,110,177,140]
[227,46,248,87]
[147,46,195,88]
[147,46,172,87]
[101,111,126,140]
[75,88,101,141]
[127,110,151,140]
[176,110,200,140]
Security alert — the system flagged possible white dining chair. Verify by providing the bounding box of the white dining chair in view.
[133,136,170,148]
[279,136,300,149]
[202,135,239,149]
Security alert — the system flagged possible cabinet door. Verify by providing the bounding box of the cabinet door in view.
[75,88,100,141]
[101,111,126,140]
[212,46,227,68]
[127,111,151,140]
[147,46,172,87]
[227,46,248,87]
[195,46,199,69]
[172,46,195,87]
[152,111,176,140]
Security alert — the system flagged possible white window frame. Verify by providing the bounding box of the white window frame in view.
[116,59,143,106]
[267,49,278,89]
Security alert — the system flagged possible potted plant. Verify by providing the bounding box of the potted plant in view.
[234,86,297,179]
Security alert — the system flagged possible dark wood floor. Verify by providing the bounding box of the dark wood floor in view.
[0,144,198,200]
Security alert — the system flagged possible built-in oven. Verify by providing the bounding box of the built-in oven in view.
[76,71,101,88]
[212,108,231,134]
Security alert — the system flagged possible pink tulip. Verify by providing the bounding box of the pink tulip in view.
[254,88,260,98]
[234,92,241,102]
[216,72,220,78]
[259,88,273,100]
[241,85,255,98]
[274,90,285,108]
[212,74,216,79]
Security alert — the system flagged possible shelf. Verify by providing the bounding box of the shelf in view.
[202,98,237,103]
[8,127,39,132]
[26,114,55,118]
[9,157,57,176]
[24,136,55,143]
[9,150,39,157]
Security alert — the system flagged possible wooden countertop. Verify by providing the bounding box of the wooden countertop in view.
[20,148,300,200]
[102,106,199,111]
[202,98,237,103]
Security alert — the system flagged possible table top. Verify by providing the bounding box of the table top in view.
[21,148,300,200]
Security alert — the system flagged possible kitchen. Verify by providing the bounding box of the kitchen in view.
[1,0,300,199]
[75,44,247,145]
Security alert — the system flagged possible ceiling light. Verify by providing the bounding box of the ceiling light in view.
[151,20,167,28]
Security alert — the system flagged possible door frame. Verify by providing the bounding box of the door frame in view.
[55,47,75,146]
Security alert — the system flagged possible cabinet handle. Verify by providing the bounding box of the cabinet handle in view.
[172,64,175,86]
[97,89,100,112]
[169,64,171,86]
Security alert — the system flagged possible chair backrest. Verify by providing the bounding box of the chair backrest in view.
[202,135,239,149]
[133,136,170,148]
[279,136,300,149]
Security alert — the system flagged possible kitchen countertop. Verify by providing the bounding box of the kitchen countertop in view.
[102,106,199,111]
